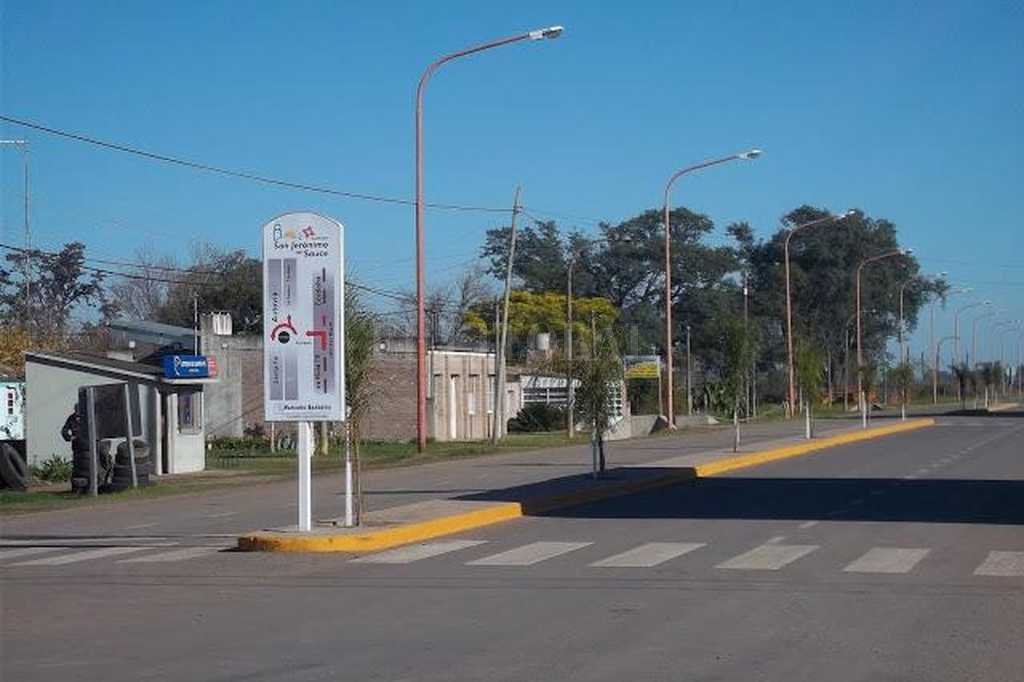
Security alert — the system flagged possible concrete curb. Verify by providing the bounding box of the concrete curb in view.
[237,417,935,553]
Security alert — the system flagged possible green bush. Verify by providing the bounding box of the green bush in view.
[31,455,73,483]
[206,436,269,452]
[507,403,566,433]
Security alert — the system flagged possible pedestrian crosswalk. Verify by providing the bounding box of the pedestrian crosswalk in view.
[352,539,1024,579]
[590,542,705,568]
[0,539,230,568]
[842,547,930,574]
[466,541,592,566]
[3,537,1023,579]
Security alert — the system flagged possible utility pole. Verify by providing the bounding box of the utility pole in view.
[0,140,29,329]
[192,291,199,354]
[491,298,500,442]
[566,255,575,439]
[494,187,522,444]
[686,324,693,417]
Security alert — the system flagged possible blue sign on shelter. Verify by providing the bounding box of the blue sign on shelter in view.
[162,355,217,379]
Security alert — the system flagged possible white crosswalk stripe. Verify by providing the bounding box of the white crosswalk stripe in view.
[590,542,705,568]
[974,551,1024,576]
[716,543,818,570]
[843,547,930,574]
[0,547,63,562]
[118,546,223,564]
[467,541,592,566]
[353,540,487,564]
[10,546,155,566]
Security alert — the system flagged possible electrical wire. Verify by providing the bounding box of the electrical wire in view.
[0,114,512,214]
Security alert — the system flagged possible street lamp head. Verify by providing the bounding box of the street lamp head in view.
[839,209,857,219]
[529,25,564,40]
[900,247,913,256]
[736,148,762,160]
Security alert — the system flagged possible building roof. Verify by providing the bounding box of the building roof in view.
[25,351,217,385]
[107,319,196,347]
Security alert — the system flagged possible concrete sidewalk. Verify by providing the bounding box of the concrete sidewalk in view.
[239,417,935,552]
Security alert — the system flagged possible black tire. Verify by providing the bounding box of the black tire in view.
[0,443,28,491]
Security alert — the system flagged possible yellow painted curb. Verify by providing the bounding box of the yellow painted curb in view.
[238,418,935,553]
[694,418,936,477]
[238,502,522,553]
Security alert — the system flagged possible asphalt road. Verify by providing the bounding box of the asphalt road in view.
[0,416,861,539]
[2,412,1022,681]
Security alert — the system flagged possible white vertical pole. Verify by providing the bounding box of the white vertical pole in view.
[297,421,313,531]
[344,419,354,527]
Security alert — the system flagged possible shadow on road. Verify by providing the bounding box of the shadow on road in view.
[539,475,1024,525]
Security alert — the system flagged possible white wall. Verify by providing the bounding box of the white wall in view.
[24,362,156,467]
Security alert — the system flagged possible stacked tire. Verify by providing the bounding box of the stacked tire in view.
[106,439,150,492]
[71,441,112,494]
[0,442,28,491]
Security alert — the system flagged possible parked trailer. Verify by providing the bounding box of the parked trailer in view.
[0,380,28,490]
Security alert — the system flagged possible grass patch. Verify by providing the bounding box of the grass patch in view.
[1,431,579,514]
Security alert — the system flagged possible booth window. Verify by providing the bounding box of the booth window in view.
[177,390,203,434]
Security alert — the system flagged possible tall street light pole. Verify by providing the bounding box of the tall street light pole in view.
[662,148,761,428]
[971,310,998,366]
[783,210,854,418]
[414,25,563,451]
[856,248,912,426]
[929,286,969,403]
[897,270,947,367]
[0,139,29,328]
[954,300,990,367]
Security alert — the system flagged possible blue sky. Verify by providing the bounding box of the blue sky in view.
[2,1,1022,360]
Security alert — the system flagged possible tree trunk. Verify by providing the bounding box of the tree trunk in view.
[732,405,740,453]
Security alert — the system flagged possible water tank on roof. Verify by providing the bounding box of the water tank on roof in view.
[211,312,233,336]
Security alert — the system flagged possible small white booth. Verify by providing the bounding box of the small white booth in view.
[24,351,218,474]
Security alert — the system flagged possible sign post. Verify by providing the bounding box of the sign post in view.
[262,212,345,532]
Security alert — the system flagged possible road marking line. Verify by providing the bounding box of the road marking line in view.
[0,547,63,562]
[798,521,819,529]
[467,542,592,566]
[843,547,930,574]
[0,536,168,546]
[716,543,818,571]
[125,523,157,530]
[764,536,787,544]
[11,546,153,566]
[118,546,222,564]
[208,511,238,518]
[353,540,487,564]
[590,542,705,568]
[974,551,1024,577]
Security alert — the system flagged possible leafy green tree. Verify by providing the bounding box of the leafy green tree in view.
[0,242,113,340]
[950,362,971,409]
[156,248,262,333]
[710,314,757,451]
[575,324,623,474]
[795,338,826,434]
[890,362,915,420]
[745,206,942,402]
[481,219,570,294]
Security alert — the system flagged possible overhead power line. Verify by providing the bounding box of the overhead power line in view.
[0,114,512,214]
[0,242,473,313]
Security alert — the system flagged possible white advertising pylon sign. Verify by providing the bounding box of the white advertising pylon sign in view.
[261,212,345,531]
